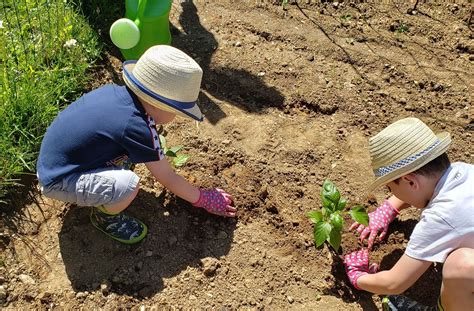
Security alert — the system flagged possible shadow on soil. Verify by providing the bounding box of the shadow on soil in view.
[58,189,236,297]
[0,176,43,250]
[172,1,285,124]
[378,249,442,307]
[380,249,443,306]
[376,213,444,307]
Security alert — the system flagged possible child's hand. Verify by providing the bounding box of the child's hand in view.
[192,188,236,217]
[350,200,399,250]
[344,249,379,290]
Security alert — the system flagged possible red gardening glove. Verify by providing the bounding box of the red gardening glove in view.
[344,249,379,290]
[192,188,236,217]
[350,199,399,250]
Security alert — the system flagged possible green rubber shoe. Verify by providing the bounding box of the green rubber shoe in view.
[90,207,147,244]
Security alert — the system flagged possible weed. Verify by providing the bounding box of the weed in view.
[307,180,368,251]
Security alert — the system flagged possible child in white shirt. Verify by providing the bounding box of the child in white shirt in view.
[345,117,474,311]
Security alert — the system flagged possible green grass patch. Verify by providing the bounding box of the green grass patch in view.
[0,0,101,204]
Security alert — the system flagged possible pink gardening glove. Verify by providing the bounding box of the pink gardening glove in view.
[344,249,379,290]
[350,199,399,249]
[192,188,236,217]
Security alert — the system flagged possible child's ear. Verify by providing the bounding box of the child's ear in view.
[402,174,419,190]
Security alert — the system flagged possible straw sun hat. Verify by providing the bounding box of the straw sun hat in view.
[369,117,451,192]
[122,45,204,121]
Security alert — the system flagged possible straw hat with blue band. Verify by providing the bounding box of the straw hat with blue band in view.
[368,117,451,192]
[122,45,204,121]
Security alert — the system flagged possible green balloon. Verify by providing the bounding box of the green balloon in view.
[109,18,140,50]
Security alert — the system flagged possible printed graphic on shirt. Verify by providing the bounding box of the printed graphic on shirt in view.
[106,154,130,167]
[146,115,165,161]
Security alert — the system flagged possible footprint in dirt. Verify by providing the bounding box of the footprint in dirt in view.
[58,190,236,297]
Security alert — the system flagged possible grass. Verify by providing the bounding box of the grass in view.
[0,0,102,204]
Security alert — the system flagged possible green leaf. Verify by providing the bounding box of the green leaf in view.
[321,180,341,206]
[321,196,334,210]
[165,150,177,157]
[336,198,347,211]
[330,212,344,230]
[321,206,329,218]
[159,134,167,150]
[307,210,323,223]
[340,14,352,21]
[168,146,183,154]
[314,221,332,247]
[173,154,189,167]
[349,205,369,226]
[328,227,342,251]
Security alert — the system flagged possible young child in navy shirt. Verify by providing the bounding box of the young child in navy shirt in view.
[37,45,236,244]
[345,118,474,311]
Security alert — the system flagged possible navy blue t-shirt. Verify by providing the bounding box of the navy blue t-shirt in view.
[37,84,164,187]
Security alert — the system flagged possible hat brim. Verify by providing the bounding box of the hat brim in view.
[123,61,203,122]
[368,132,452,193]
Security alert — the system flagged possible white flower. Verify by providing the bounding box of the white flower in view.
[0,20,4,29]
[63,39,77,48]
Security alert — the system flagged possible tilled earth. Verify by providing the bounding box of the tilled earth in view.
[1,1,472,310]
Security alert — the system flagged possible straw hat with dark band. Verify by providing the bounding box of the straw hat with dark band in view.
[123,45,204,121]
[369,117,451,192]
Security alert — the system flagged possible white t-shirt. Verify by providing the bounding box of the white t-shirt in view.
[405,162,474,263]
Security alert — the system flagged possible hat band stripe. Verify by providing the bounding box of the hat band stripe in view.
[123,60,196,110]
[374,139,441,177]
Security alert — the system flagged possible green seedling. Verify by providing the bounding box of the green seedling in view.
[340,14,352,22]
[158,134,190,167]
[307,180,368,251]
[396,23,409,34]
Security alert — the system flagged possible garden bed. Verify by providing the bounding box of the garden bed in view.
[1,1,472,309]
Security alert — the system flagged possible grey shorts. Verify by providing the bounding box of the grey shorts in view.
[40,167,140,207]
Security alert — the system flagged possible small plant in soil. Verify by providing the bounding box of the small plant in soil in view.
[396,23,409,34]
[307,180,369,251]
[340,14,352,22]
[157,127,190,167]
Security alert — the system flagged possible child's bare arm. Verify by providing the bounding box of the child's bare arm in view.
[145,159,237,217]
[357,254,431,294]
[145,159,200,203]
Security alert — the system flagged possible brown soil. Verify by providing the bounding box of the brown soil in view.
[1,1,472,310]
